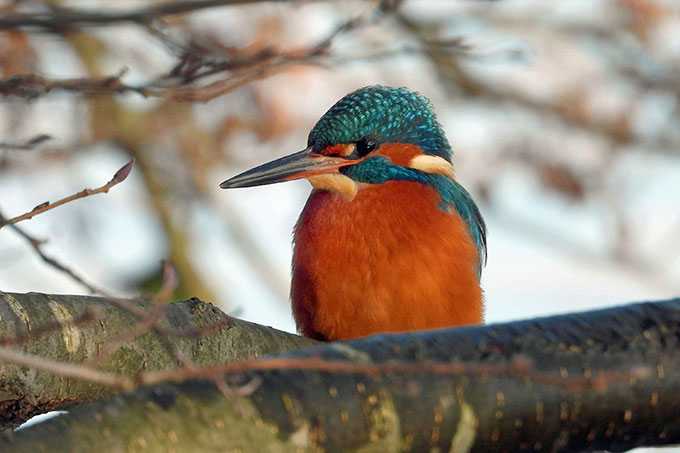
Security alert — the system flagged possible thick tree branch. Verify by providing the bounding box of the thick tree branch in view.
[0,291,316,428]
[0,294,678,452]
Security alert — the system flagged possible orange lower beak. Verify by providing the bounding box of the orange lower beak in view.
[220,146,347,189]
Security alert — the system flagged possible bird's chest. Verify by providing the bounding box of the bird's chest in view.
[296,182,443,267]
[291,181,482,340]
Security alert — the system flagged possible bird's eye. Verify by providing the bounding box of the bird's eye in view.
[355,138,378,157]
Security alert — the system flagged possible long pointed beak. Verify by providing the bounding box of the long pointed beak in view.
[220,146,347,189]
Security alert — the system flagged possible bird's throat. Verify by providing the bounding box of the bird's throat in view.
[307,174,357,201]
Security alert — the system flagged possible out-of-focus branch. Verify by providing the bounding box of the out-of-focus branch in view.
[59,24,221,304]
[34,2,396,301]
[0,159,134,229]
[0,71,149,98]
[397,13,679,153]
[0,134,52,150]
[0,0,398,102]
[118,141,220,303]
[0,212,114,296]
[152,260,180,303]
[0,1,287,31]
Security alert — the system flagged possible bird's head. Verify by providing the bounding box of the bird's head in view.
[220,86,456,200]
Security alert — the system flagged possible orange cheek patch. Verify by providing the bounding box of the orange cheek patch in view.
[321,143,423,164]
[373,143,423,166]
[322,144,355,157]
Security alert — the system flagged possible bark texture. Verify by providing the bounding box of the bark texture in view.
[2,297,679,452]
[0,291,317,428]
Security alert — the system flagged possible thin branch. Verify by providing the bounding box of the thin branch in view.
[0,345,132,390]
[0,1,397,102]
[0,342,651,396]
[0,215,114,296]
[0,134,52,151]
[0,160,135,296]
[137,355,653,392]
[84,302,166,368]
[0,305,101,347]
[0,159,134,229]
[396,12,680,152]
[152,260,179,303]
[0,1,283,31]
[0,72,149,99]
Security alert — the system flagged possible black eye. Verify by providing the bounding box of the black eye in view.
[355,137,377,157]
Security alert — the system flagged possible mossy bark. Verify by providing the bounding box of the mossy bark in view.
[2,298,679,452]
[0,291,317,428]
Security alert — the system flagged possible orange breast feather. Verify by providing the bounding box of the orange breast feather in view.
[291,179,483,341]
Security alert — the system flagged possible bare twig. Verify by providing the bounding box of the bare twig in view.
[0,72,148,99]
[152,260,179,303]
[0,343,651,395]
[0,160,134,296]
[396,12,680,153]
[0,305,101,347]
[0,1,398,102]
[139,355,653,392]
[0,345,132,390]
[0,215,114,296]
[0,1,280,31]
[0,159,134,229]
[0,134,52,151]
[84,301,167,367]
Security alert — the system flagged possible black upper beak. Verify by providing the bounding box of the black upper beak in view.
[220,146,346,189]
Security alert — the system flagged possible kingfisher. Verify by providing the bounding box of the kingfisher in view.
[220,86,486,341]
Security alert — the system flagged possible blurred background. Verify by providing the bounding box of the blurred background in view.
[1,0,679,335]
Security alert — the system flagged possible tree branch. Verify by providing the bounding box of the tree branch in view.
[0,291,317,428]
[0,293,678,452]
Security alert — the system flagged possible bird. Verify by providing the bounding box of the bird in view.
[220,86,486,341]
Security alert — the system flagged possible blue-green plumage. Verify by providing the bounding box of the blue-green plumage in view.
[309,86,453,161]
